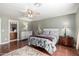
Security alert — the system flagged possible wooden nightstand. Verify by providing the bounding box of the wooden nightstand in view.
[59,36,74,47]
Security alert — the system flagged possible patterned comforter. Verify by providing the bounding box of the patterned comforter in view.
[28,35,57,54]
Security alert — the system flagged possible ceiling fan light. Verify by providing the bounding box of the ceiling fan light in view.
[27,14,33,17]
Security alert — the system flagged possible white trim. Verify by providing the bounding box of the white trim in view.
[0,41,10,45]
[0,39,19,45]
[8,20,19,43]
[76,32,79,50]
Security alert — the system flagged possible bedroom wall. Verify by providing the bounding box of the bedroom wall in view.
[75,7,79,49]
[1,17,9,43]
[19,20,31,39]
[0,16,31,44]
[0,14,76,44]
[0,18,1,43]
[76,8,79,37]
[30,14,76,41]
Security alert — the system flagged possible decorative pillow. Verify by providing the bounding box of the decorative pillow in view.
[43,30,49,35]
[49,31,57,35]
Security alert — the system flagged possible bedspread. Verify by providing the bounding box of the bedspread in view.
[28,36,56,54]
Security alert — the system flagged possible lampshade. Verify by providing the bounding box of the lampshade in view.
[38,24,42,34]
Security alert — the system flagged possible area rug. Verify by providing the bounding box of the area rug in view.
[2,45,48,56]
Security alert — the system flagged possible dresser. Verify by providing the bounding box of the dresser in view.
[10,32,17,40]
[21,31,32,40]
[59,36,74,47]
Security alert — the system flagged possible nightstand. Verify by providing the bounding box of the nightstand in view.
[59,36,74,47]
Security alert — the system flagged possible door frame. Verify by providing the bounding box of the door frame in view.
[8,20,19,42]
[76,32,79,50]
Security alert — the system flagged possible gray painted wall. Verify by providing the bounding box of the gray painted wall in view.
[0,14,76,44]
[0,18,1,43]
[19,20,31,39]
[75,8,79,49]
[31,14,76,41]
[76,8,79,36]
[1,17,9,43]
[0,17,30,43]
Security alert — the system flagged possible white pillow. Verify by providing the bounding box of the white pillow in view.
[43,30,49,35]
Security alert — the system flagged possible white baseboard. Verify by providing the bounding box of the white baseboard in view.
[0,41,10,45]
[0,39,20,45]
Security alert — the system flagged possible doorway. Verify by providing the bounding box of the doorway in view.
[8,20,19,50]
[10,23,17,41]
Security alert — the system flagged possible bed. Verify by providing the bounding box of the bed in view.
[28,29,59,54]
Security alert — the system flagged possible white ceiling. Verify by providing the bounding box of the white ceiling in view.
[0,3,79,21]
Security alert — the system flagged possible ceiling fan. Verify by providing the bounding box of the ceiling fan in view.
[24,8,40,19]
[19,3,41,19]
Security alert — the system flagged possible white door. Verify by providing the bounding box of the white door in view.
[0,18,1,43]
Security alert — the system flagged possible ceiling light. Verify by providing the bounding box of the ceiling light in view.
[24,9,40,19]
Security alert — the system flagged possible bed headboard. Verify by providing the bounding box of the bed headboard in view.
[43,29,59,35]
[43,28,59,44]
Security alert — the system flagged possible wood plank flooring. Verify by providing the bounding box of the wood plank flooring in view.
[0,39,79,56]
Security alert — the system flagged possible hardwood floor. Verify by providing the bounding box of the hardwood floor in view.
[0,39,79,56]
[0,40,28,55]
[52,45,79,56]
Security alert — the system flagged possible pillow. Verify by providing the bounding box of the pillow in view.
[43,30,49,35]
[49,31,57,35]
